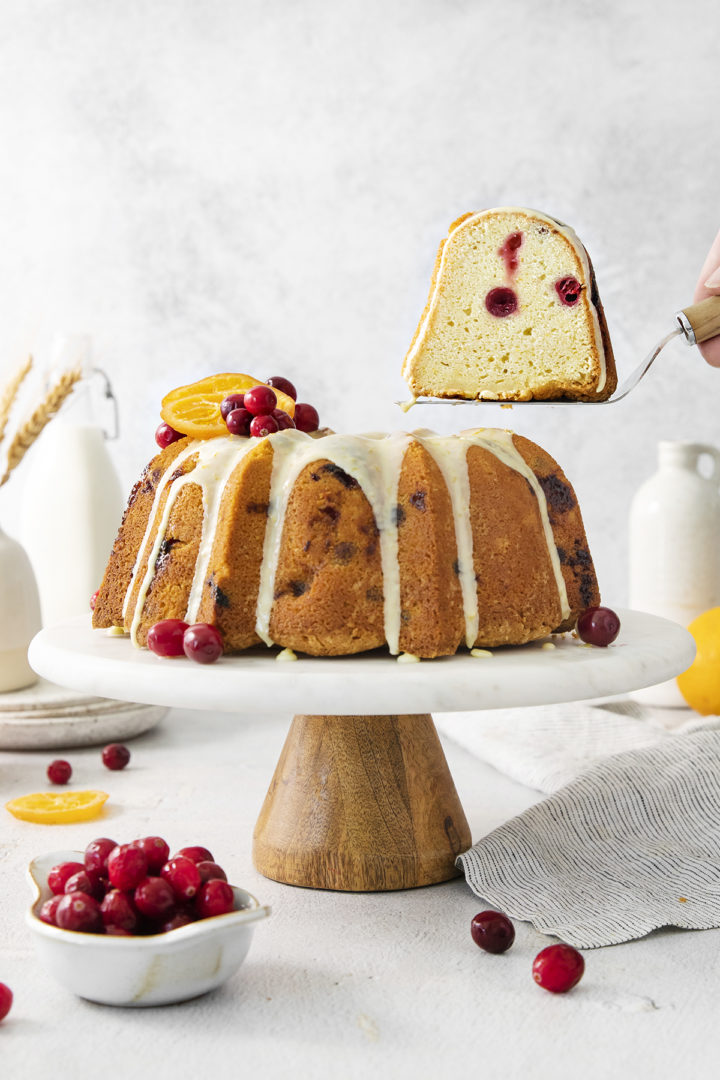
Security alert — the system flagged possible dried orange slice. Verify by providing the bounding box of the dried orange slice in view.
[160,373,295,439]
[6,790,109,824]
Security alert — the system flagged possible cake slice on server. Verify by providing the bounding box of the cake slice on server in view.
[402,208,617,402]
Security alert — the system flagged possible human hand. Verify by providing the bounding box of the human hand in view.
[694,227,720,366]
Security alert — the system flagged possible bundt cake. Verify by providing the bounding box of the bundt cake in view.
[92,427,600,658]
[403,207,617,402]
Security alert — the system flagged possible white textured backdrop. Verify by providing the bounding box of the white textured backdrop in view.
[0,0,718,606]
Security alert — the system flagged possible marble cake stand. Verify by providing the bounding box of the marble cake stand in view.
[29,611,694,893]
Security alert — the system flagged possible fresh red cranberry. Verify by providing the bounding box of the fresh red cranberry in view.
[555,277,583,306]
[105,925,133,936]
[161,856,202,900]
[0,983,12,1022]
[498,231,524,277]
[485,287,518,317]
[220,393,246,419]
[134,877,176,921]
[265,376,297,401]
[470,910,515,954]
[293,403,320,433]
[102,742,131,770]
[131,836,170,873]
[226,407,253,436]
[250,413,279,438]
[84,837,117,876]
[90,589,99,611]
[100,889,137,932]
[175,845,214,865]
[48,861,85,895]
[196,879,235,919]
[64,869,101,898]
[47,759,72,785]
[39,895,63,926]
[196,860,227,883]
[577,606,620,647]
[56,891,103,933]
[183,623,224,664]
[155,422,185,450]
[161,911,195,932]
[107,844,148,891]
[272,409,296,430]
[244,385,277,416]
[147,619,188,658]
[533,943,585,993]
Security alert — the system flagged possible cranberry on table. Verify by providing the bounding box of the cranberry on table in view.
[197,860,227,883]
[147,619,188,658]
[576,606,620,647]
[244,385,277,416]
[102,743,131,771]
[470,910,516,954]
[131,836,170,873]
[175,845,214,865]
[485,287,518,317]
[90,589,99,611]
[226,407,253,437]
[48,861,85,895]
[249,413,279,438]
[134,876,176,921]
[84,837,117,876]
[532,943,585,993]
[39,895,63,926]
[220,393,246,419]
[56,892,103,934]
[265,375,297,401]
[196,879,235,919]
[183,623,224,664]
[272,409,296,430]
[293,403,320,433]
[100,889,137,932]
[107,844,148,891]
[155,422,185,450]
[0,983,12,1023]
[162,856,202,900]
[47,759,72,785]
[555,277,583,306]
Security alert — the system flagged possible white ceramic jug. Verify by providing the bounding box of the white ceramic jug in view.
[0,524,42,691]
[629,441,720,706]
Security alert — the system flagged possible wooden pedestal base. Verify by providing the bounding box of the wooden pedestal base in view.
[252,714,472,892]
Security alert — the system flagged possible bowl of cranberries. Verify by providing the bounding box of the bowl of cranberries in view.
[26,838,270,1007]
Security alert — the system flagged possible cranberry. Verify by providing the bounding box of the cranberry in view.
[102,742,131,771]
[134,877,176,921]
[64,869,101,898]
[485,287,518,317]
[39,895,63,926]
[47,759,72,785]
[155,422,185,450]
[131,836,170,873]
[533,943,585,993]
[162,856,202,900]
[105,926,133,936]
[0,983,12,1023]
[84,837,118,876]
[147,619,188,658]
[265,376,297,401]
[107,844,148,891]
[498,231,524,277]
[470,910,515,954]
[293,403,320,433]
[196,879,235,919]
[226,407,253,437]
[196,860,227,883]
[56,892,103,933]
[272,409,296,430]
[48,861,85,895]
[250,413,279,438]
[90,589,99,611]
[183,623,224,664]
[175,845,214,864]
[220,393,246,419]
[100,889,137,932]
[244,385,277,416]
[577,606,620,647]
[161,911,195,932]
[555,276,582,306]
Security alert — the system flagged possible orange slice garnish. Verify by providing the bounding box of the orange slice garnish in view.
[6,790,109,824]
[160,373,295,439]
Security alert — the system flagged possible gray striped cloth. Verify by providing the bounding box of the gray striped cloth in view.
[458,731,720,947]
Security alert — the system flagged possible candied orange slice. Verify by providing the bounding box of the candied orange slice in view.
[6,790,109,824]
[160,373,295,439]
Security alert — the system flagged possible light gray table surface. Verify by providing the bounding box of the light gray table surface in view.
[2,706,719,1080]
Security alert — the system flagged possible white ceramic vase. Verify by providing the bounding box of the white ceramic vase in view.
[0,524,42,692]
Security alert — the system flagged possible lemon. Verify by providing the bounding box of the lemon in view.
[677,607,720,715]
[5,790,109,824]
[161,373,295,439]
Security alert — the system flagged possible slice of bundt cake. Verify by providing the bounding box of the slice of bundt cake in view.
[403,208,617,402]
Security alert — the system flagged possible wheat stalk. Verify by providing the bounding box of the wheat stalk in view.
[0,355,33,448]
[0,366,82,487]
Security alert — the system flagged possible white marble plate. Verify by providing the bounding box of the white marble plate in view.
[28,611,694,717]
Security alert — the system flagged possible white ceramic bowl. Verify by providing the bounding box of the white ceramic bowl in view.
[27,849,271,1007]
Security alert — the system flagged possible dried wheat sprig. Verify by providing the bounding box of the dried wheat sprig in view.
[0,354,33,448]
[0,366,82,487]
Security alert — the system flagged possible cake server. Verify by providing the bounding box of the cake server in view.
[399,293,720,408]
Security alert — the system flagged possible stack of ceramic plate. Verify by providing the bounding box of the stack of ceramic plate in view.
[0,679,166,750]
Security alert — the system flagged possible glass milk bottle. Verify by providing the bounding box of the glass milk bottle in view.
[629,441,720,706]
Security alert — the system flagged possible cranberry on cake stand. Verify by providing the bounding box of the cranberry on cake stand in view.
[29,610,693,892]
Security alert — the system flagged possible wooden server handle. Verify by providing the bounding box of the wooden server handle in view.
[676,295,720,345]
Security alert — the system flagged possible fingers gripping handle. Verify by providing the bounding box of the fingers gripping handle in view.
[676,295,720,345]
